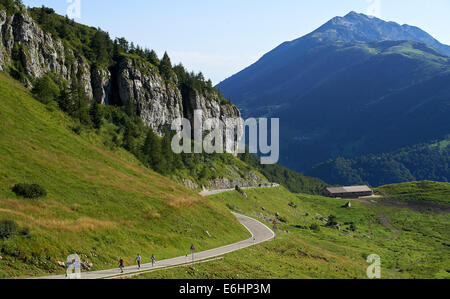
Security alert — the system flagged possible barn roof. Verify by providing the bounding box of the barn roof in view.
[326,186,372,194]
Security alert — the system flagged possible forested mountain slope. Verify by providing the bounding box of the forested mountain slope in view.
[217,12,450,184]
[308,138,450,186]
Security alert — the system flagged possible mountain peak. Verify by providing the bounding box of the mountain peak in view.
[343,11,382,21]
[311,12,450,56]
[344,11,367,18]
[328,11,377,28]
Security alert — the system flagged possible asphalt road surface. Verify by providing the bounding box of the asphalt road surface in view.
[37,213,275,279]
[199,183,280,196]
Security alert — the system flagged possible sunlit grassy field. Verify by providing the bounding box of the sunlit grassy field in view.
[138,185,449,279]
[376,181,450,205]
[0,73,249,278]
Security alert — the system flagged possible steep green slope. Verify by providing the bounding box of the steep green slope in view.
[139,185,449,279]
[0,73,249,278]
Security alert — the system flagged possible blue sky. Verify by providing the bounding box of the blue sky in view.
[22,0,450,84]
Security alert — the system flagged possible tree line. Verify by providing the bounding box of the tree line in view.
[307,140,450,187]
[31,70,237,186]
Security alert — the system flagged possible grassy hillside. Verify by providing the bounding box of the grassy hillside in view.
[139,185,450,279]
[0,73,249,278]
[376,181,450,205]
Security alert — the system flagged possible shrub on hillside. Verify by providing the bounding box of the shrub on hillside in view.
[277,216,288,223]
[327,215,338,227]
[0,220,18,240]
[19,226,31,238]
[45,101,59,112]
[32,74,60,104]
[12,183,47,199]
[310,223,321,232]
[72,125,82,135]
[288,202,297,209]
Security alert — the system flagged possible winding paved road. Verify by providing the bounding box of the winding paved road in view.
[37,213,275,279]
[200,183,280,197]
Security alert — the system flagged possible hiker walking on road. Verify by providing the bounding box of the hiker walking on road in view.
[151,254,156,267]
[119,257,125,273]
[136,254,142,270]
[190,244,196,262]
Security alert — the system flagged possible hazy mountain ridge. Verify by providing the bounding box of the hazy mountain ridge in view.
[217,11,450,186]
[218,12,450,116]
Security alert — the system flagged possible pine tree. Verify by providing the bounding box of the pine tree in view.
[58,86,72,112]
[113,40,120,61]
[38,5,46,24]
[123,125,135,153]
[161,131,175,174]
[143,129,164,172]
[239,146,250,163]
[91,31,109,66]
[90,101,103,129]
[116,37,129,53]
[32,74,60,104]
[159,52,173,81]
[69,79,92,127]
[146,50,160,66]
[124,97,137,118]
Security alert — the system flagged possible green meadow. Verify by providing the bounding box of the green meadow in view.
[138,185,449,279]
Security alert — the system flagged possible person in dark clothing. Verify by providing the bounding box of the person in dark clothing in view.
[119,257,125,273]
[136,254,142,270]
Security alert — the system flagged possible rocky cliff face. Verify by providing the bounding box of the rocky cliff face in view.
[91,67,111,105]
[182,87,243,152]
[0,11,6,70]
[116,56,184,135]
[0,7,92,94]
[0,6,242,140]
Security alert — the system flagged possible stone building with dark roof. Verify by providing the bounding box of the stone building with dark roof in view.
[324,186,373,198]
